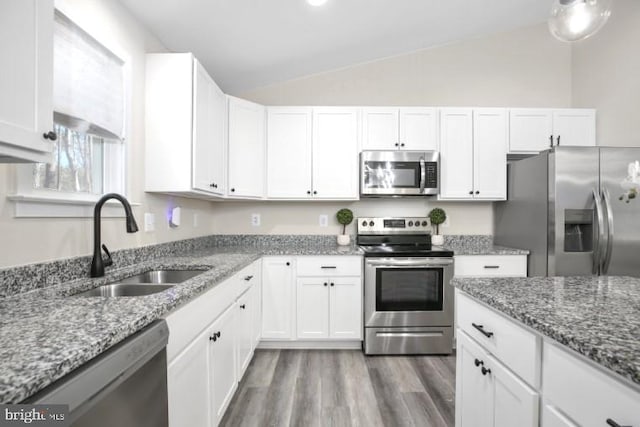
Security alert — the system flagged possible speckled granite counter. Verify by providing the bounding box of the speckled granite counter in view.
[443,235,529,255]
[452,275,640,387]
[0,241,362,404]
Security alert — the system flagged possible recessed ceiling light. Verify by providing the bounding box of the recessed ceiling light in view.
[307,0,328,7]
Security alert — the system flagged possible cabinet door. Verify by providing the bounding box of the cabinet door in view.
[251,266,262,347]
[228,96,265,198]
[552,109,596,147]
[312,108,359,199]
[296,277,330,339]
[209,304,237,425]
[542,405,578,427]
[167,329,211,427]
[473,108,507,200]
[456,331,493,427]
[266,108,312,198]
[439,108,474,199]
[192,60,226,195]
[261,257,295,339]
[509,109,553,153]
[490,354,539,427]
[236,290,254,380]
[329,277,362,339]
[362,108,399,150]
[399,108,438,151]
[0,0,54,162]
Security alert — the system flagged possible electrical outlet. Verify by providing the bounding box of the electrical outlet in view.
[251,213,261,227]
[144,213,155,232]
[442,217,450,228]
[193,213,199,228]
[319,214,328,227]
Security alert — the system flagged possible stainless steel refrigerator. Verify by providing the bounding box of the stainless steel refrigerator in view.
[494,146,640,277]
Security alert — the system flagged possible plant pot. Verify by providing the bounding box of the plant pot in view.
[337,234,351,246]
[431,235,444,246]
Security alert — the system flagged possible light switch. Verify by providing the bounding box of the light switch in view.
[144,213,155,232]
[319,214,328,227]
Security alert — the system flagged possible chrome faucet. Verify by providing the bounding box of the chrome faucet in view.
[90,193,139,277]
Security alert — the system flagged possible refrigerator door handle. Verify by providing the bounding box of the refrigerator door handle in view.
[592,188,605,275]
[602,188,614,274]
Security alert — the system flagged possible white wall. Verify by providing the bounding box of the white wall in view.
[212,23,572,236]
[0,0,217,268]
[572,0,640,147]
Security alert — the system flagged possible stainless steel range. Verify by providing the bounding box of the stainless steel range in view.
[358,217,454,355]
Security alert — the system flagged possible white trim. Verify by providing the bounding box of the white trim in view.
[257,340,362,350]
[8,194,140,218]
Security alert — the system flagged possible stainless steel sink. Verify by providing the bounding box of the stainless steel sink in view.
[117,269,205,284]
[76,284,174,297]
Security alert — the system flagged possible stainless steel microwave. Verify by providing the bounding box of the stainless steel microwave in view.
[360,150,439,197]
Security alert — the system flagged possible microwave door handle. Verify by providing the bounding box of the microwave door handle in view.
[419,157,426,193]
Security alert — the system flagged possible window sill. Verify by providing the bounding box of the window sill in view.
[7,194,141,218]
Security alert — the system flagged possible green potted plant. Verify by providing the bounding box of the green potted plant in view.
[336,208,354,245]
[428,207,447,246]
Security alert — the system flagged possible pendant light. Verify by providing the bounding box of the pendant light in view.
[548,0,612,42]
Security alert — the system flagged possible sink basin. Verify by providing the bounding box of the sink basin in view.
[118,269,205,284]
[76,284,174,297]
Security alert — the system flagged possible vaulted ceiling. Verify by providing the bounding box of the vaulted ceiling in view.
[120,0,550,93]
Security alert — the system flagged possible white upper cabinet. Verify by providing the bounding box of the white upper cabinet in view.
[440,108,507,200]
[509,108,596,153]
[266,107,313,198]
[362,107,438,151]
[193,60,226,195]
[312,108,359,199]
[473,108,508,200]
[146,53,226,197]
[439,108,474,199]
[0,0,54,163]
[227,96,265,198]
[266,107,359,200]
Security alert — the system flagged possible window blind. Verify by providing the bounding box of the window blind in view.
[53,10,125,140]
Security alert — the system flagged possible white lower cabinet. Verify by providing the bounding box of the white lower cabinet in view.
[542,405,578,427]
[165,260,261,427]
[209,304,238,425]
[456,331,538,427]
[296,276,362,340]
[261,257,295,339]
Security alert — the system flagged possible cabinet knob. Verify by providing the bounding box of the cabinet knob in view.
[240,304,246,309]
[286,262,290,266]
[210,183,218,188]
[230,188,235,192]
[307,190,311,195]
[324,282,328,287]
[400,143,405,147]
[475,191,479,195]
[474,358,484,367]
[43,131,57,141]
[313,190,317,195]
[330,282,334,286]
[469,191,473,195]
[395,143,399,147]
[481,366,491,376]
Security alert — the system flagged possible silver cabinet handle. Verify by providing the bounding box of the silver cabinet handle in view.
[602,188,614,274]
[592,188,605,274]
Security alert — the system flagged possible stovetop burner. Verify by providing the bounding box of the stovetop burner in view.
[357,216,454,257]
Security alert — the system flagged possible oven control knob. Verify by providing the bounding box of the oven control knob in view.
[422,221,428,226]
[408,221,413,226]
[362,220,367,226]
[369,221,375,226]
[415,222,421,227]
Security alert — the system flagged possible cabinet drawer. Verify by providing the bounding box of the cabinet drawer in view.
[296,256,362,277]
[455,255,527,277]
[457,291,540,387]
[542,343,640,427]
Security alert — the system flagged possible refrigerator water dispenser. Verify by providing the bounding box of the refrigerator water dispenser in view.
[564,209,593,252]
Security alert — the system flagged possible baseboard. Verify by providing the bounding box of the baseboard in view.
[257,340,362,350]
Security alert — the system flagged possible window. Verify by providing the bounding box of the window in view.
[12,6,129,217]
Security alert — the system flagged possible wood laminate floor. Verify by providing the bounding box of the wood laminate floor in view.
[220,349,456,427]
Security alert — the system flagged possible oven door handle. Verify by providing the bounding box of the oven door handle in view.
[366,258,453,267]
[419,157,426,193]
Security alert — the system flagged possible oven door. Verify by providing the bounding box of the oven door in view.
[364,257,454,328]
[360,151,439,196]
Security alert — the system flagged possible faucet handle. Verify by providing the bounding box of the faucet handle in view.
[101,244,113,267]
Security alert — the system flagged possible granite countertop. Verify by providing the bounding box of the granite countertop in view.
[452,275,640,387]
[0,243,362,404]
[440,235,529,256]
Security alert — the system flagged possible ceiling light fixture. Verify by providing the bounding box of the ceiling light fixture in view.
[548,0,612,42]
[306,0,328,7]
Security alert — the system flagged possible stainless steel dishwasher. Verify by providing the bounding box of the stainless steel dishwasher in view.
[25,320,169,427]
